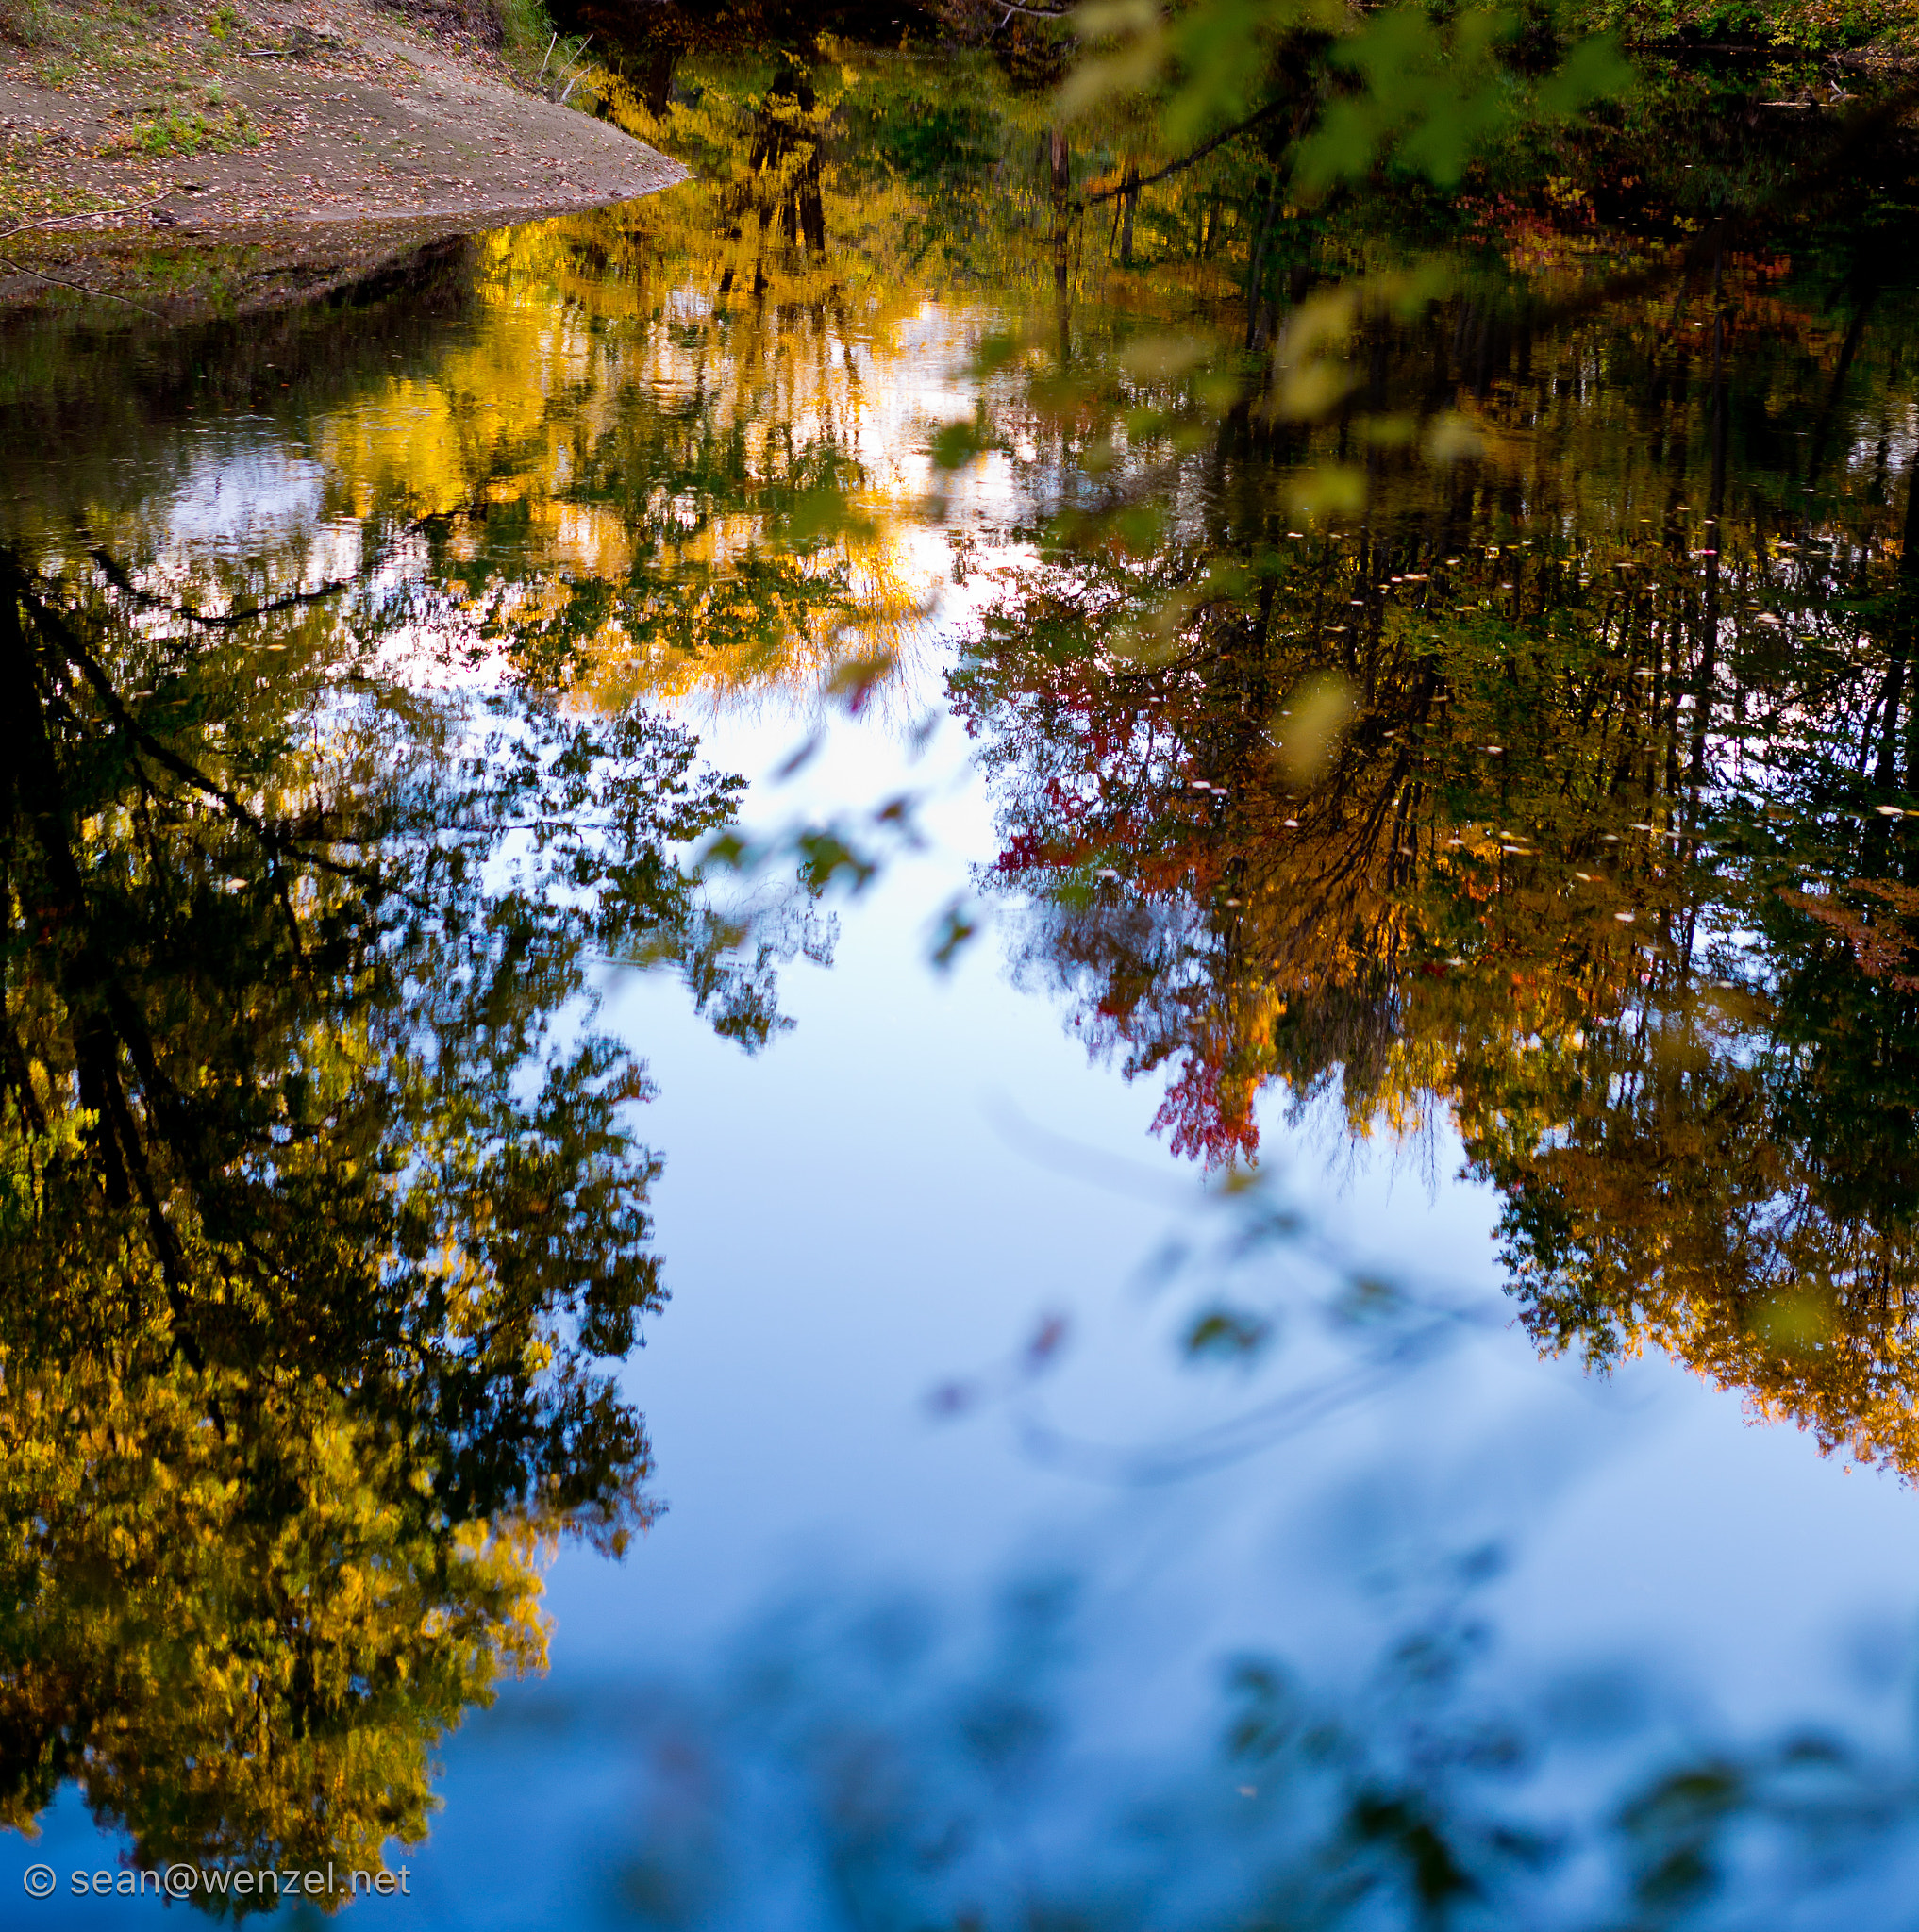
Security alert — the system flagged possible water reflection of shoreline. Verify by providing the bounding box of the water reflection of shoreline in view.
[8,53,1919,1918]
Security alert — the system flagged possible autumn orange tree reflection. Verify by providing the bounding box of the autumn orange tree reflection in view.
[954,222,1919,1470]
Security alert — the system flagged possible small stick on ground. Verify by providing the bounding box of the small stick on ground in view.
[0,189,178,246]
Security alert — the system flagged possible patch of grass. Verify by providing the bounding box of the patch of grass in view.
[206,1,239,38]
[9,0,225,77]
[382,0,563,85]
[376,0,552,64]
[494,0,555,58]
[0,180,106,222]
[143,108,204,154]
[487,0,574,88]
[113,104,254,156]
[0,0,53,46]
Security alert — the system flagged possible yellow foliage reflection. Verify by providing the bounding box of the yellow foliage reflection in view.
[302,57,1067,712]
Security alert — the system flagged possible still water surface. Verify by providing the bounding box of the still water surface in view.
[8,57,1919,1924]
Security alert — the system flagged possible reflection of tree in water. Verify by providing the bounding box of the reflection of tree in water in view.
[0,543,789,1893]
[743,51,829,256]
[459,1546,1919,1929]
[952,253,1919,1474]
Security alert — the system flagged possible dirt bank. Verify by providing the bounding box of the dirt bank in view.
[0,0,683,300]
